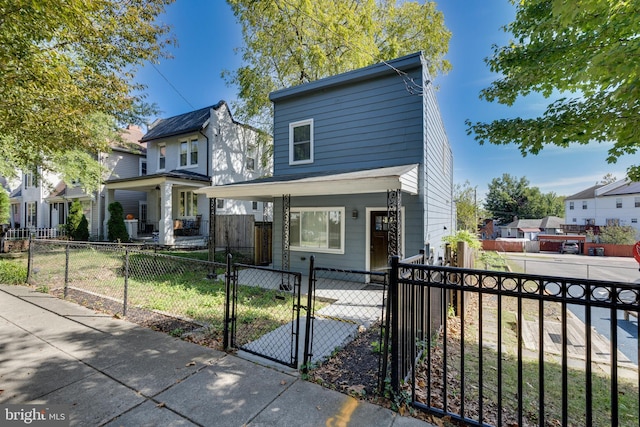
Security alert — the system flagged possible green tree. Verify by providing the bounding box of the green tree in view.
[0,188,9,225]
[0,0,173,180]
[107,202,129,242]
[455,181,485,233]
[599,226,637,245]
[484,174,564,224]
[67,200,89,241]
[466,0,640,181]
[225,0,451,128]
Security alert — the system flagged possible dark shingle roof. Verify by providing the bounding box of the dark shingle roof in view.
[601,181,640,196]
[141,101,225,142]
[564,184,604,200]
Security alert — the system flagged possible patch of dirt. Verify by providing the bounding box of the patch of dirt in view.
[51,287,222,349]
[306,324,384,398]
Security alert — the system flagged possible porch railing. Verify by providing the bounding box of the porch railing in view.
[3,227,66,241]
[388,256,639,427]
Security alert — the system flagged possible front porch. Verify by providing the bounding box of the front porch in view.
[104,171,211,246]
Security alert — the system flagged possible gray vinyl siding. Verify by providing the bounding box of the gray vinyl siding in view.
[268,52,453,271]
[422,66,453,261]
[271,193,424,274]
[272,65,424,176]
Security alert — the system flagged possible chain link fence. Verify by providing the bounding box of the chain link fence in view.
[28,239,226,339]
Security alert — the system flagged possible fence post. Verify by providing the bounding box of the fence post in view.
[223,253,232,350]
[26,236,33,284]
[389,255,400,393]
[302,255,315,373]
[123,247,129,317]
[64,241,70,298]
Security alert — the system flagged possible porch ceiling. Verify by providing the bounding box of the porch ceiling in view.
[194,164,420,201]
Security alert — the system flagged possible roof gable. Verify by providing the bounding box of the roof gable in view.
[141,102,224,142]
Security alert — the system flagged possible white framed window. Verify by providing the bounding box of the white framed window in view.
[632,218,638,224]
[289,119,314,165]
[635,197,640,208]
[572,218,577,223]
[139,158,147,176]
[216,199,225,210]
[290,207,344,254]
[158,144,166,170]
[180,137,198,167]
[252,201,258,210]
[246,144,256,171]
[616,198,622,208]
[582,201,588,210]
[569,202,574,210]
[24,171,36,189]
[178,191,198,217]
[26,202,37,227]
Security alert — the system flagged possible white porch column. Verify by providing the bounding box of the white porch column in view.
[103,189,116,240]
[159,182,174,246]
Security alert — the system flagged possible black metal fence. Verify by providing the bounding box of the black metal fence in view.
[227,259,304,368]
[389,256,640,427]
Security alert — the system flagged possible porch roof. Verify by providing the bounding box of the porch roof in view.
[194,164,420,202]
[105,170,211,191]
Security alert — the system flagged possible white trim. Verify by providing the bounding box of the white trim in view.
[195,164,419,201]
[178,136,199,169]
[158,143,166,171]
[290,206,345,254]
[289,119,314,165]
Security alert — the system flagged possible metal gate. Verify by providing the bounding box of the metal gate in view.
[302,256,388,391]
[225,259,304,368]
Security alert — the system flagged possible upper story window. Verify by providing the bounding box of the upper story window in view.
[246,144,256,171]
[216,199,225,210]
[289,119,314,165]
[635,197,640,208]
[582,201,588,210]
[158,144,166,170]
[180,138,198,168]
[616,198,622,208]
[24,171,36,189]
[569,202,574,210]
[140,159,147,176]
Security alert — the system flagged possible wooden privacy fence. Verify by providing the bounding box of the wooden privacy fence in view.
[213,215,272,264]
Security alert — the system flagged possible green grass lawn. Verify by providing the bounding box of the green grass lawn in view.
[5,247,313,347]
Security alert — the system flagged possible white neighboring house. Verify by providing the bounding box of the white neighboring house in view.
[564,180,640,239]
[104,101,271,246]
[7,125,146,239]
[8,168,60,230]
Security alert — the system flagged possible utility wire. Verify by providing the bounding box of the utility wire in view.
[150,63,196,109]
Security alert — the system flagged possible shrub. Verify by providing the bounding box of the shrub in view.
[107,202,129,242]
[67,200,90,241]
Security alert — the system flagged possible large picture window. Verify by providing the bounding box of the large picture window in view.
[289,119,313,165]
[290,207,344,253]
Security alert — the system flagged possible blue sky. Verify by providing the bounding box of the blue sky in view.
[134,0,634,200]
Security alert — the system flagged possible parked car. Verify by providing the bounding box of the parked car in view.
[560,242,580,254]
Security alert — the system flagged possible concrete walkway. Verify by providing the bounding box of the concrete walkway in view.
[0,284,433,427]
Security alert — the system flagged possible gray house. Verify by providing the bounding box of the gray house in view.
[197,52,453,274]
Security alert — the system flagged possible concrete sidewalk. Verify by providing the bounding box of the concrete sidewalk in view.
[0,284,433,427]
